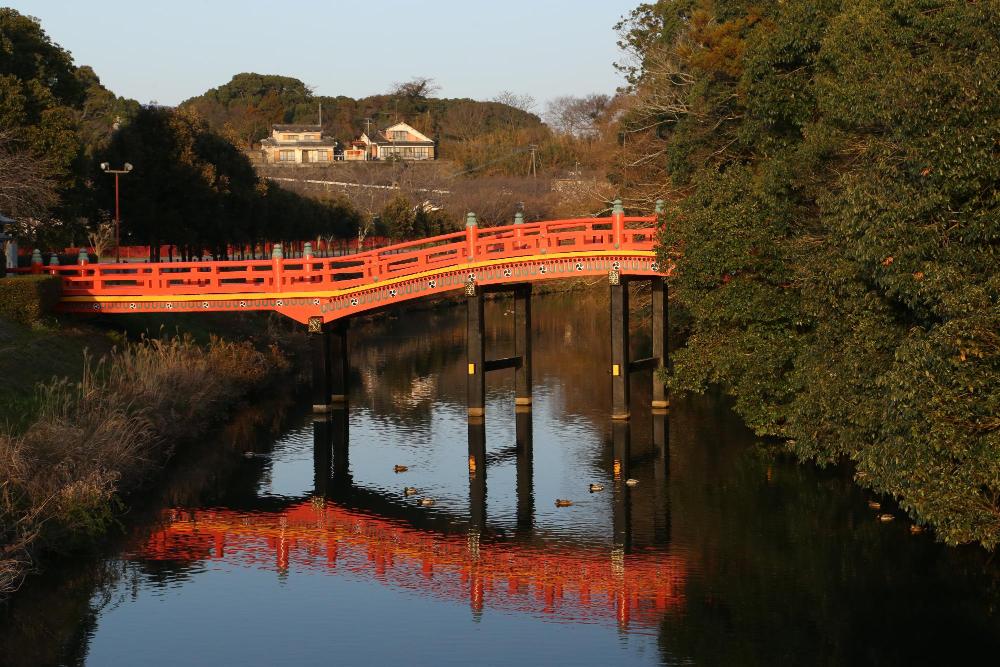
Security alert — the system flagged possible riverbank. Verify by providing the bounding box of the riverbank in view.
[0,277,620,601]
[0,313,307,600]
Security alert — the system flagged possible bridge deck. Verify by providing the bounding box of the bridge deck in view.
[40,214,663,323]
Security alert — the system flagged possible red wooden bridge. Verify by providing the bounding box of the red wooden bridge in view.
[27,202,669,418]
[42,206,664,324]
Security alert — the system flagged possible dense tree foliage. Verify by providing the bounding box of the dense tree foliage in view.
[621,1,1000,546]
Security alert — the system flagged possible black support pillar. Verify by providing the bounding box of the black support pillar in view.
[651,277,669,411]
[514,284,532,409]
[309,317,349,413]
[328,319,349,405]
[466,281,533,419]
[610,270,630,420]
[466,284,486,418]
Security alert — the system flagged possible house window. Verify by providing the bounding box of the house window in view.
[303,150,330,163]
[283,134,299,141]
[391,130,407,141]
[278,150,296,162]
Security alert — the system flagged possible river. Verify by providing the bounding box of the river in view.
[2,290,999,666]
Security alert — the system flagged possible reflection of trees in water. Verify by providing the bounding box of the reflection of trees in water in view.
[657,393,1000,665]
[0,394,299,667]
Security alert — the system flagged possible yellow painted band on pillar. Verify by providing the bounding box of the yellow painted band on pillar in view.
[612,364,620,376]
[468,363,476,375]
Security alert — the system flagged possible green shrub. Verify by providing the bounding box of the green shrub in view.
[0,276,61,324]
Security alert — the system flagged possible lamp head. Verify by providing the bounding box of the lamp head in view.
[124,163,133,172]
[100,162,110,171]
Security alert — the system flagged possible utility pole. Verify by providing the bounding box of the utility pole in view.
[100,162,133,262]
[528,145,537,178]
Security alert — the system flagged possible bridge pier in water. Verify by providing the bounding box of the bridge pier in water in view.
[466,280,532,419]
[610,271,670,420]
[309,317,349,413]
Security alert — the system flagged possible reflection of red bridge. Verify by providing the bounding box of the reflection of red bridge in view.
[44,207,661,324]
[136,500,685,630]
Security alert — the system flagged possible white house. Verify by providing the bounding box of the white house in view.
[349,122,436,161]
[261,124,338,164]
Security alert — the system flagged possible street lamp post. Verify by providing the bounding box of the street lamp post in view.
[100,162,133,262]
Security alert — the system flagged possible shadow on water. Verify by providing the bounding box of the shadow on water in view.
[2,289,1000,666]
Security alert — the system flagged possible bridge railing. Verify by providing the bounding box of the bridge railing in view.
[43,215,657,297]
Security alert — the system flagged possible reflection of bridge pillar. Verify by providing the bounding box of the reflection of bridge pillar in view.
[313,407,350,497]
[651,277,669,410]
[610,270,630,420]
[652,410,671,545]
[466,284,486,418]
[309,317,348,412]
[312,416,332,497]
[515,410,534,534]
[331,406,350,487]
[514,284,532,408]
[468,418,487,531]
[612,420,632,554]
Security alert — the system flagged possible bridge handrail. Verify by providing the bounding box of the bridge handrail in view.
[35,215,658,297]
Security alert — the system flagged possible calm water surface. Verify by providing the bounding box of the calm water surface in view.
[3,292,1000,666]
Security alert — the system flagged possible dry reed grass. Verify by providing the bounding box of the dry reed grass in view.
[0,334,289,598]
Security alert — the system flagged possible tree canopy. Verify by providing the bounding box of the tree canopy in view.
[622,0,1000,546]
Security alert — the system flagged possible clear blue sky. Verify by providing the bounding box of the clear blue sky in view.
[10,0,638,110]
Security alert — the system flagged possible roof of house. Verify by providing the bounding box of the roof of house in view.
[272,124,323,132]
[361,122,435,146]
[261,137,337,147]
[368,131,435,146]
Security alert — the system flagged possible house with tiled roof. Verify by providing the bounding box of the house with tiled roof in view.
[261,124,338,164]
[347,122,435,161]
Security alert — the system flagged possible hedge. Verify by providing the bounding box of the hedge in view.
[0,275,61,324]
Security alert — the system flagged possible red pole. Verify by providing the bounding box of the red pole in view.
[115,173,121,263]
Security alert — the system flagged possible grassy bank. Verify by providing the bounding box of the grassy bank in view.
[0,316,303,600]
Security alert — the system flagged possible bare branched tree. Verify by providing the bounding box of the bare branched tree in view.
[493,91,536,113]
[543,94,612,139]
[87,217,116,261]
[0,131,58,221]
[390,77,440,100]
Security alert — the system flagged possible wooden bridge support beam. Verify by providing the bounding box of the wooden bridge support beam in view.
[610,271,670,419]
[466,285,486,418]
[466,280,533,419]
[309,317,348,413]
[514,284,533,409]
[652,277,669,411]
[610,270,631,420]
